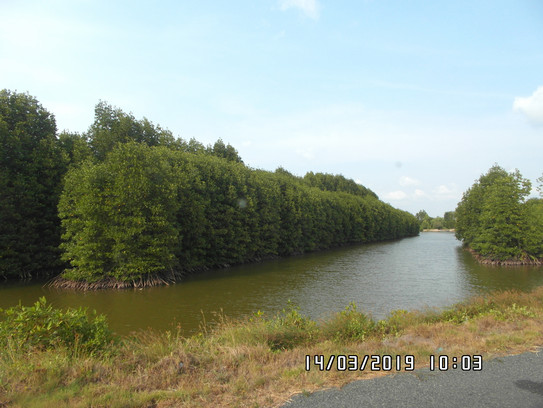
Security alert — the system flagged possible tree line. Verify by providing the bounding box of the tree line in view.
[455,165,543,264]
[1,90,419,286]
[415,210,456,231]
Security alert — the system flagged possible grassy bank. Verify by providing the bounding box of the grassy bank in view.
[2,288,543,408]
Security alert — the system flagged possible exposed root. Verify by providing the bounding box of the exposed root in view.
[465,247,543,266]
[46,271,184,290]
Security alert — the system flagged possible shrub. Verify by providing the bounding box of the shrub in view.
[321,302,376,342]
[0,297,116,355]
[264,301,317,351]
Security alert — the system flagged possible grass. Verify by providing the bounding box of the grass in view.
[2,287,543,407]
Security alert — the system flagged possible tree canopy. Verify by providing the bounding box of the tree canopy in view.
[455,165,543,263]
[0,89,420,286]
[58,142,419,287]
[0,90,66,278]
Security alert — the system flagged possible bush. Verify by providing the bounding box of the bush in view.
[321,302,376,342]
[264,301,317,351]
[0,297,116,355]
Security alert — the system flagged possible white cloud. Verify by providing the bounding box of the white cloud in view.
[414,189,427,197]
[385,190,407,200]
[399,176,420,186]
[513,86,543,126]
[435,185,452,195]
[432,184,459,200]
[278,0,320,19]
[296,147,315,160]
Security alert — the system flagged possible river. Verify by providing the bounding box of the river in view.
[1,232,542,336]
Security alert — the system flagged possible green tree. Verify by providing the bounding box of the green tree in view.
[431,216,444,230]
[207,138,244,163]
[455,165,535,261]
[87,101,176,160]
[0,90,66,278]
[59,142,181,284]
[415,210,429,223]
[443,211,456,229]
[303,172,378,199]
[58,131,93,167]
[523,198,543,259]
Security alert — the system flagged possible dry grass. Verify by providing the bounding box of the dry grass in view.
[2,287,543,407]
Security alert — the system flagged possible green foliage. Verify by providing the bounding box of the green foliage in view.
[0,90,67,278]
[264,301,317,351]
[321,302,376,342]
[0,91,418,284]
[0,297,115,355]
[416,210,455,231]
[523,198,543,258]
[206,138,243,163]
[415,210,429,223]
[59,143,182,282]
[443,211,456,229]
[455,165,539,261]
[87,101,177,160]
[59,141,419,284]
[58,131,93,167]
[303,172,378,199]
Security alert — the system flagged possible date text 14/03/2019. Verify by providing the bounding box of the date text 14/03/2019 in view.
[305,355,483,372]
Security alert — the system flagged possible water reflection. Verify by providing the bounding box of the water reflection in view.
[1,232,542,335]
[456,247,543,293]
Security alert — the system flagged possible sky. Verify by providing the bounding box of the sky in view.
[1,0,542,217]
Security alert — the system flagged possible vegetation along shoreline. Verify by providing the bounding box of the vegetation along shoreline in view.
[1,90,419,290]
[2,286,543,407]
[454,165,543,266]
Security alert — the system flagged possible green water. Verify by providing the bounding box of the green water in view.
[1,232,542,335]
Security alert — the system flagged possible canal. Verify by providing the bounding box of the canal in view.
[1,232,542,335]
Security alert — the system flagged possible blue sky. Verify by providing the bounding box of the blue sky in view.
[2,0,542,216]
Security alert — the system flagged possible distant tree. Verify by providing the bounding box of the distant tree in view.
[443,211,456,229]
[0,90,66,278]
[415,210,429,223]
[415,210,433,230]
[420,218,432,230]
[431,216,444,230]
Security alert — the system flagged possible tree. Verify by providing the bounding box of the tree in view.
[59,142,182,284]
[455,165,536,261]
[415,210,429,223]
[303,172,378,199]
[207,138,244,163]
[443,211,456,229]
[0,90,66,278]
[523,198,543,259]
[58,131,93,167]
[87,101,176,160]
[431,216,444,230]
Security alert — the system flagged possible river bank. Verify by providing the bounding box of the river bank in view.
[2,231,543,337]
[2,286,543,407]
[465,247,543,266]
